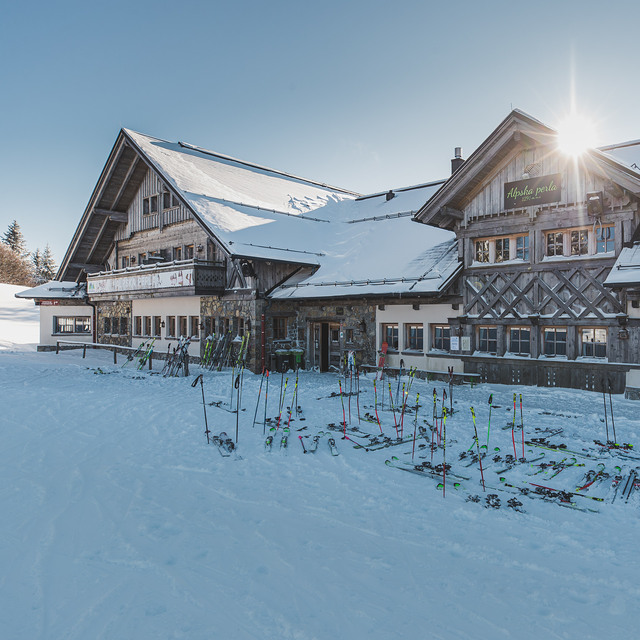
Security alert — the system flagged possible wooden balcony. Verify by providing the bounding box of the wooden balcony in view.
[87,259,226,300]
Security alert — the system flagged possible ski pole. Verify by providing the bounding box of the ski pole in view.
[235,371,241,443]
[339,380,347,437]
[191,374,210,444]
[388,381,398,433]
[373,379,382,434]
[602,382,609,443]
[348,369,352,425]
[298,435,307,453]
[276,378,288,429]
[486,393,493,447]
[279,370,285,414]
[412,393,420,460]
[520,393,525,460]
[608,379,617,444]
[356,367,361,424]
[470,407,485,491]
[399,382,407,437]
[263,370,270,435]
[448,366,454,414]
[442,407,447,498]
[512,392,517,460]
[252,369,266,429]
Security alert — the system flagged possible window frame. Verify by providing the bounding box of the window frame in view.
[509,326,531,356]
[432,325,451,352]
[543,327,567,357]
[404,323,424,351]
[273,317,288,340]
[53,316,91,335]
[581,327,607,359]
[381,323,399,350]
[477,325,498,354]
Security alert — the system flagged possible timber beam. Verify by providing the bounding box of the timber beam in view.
[93,208,128,223]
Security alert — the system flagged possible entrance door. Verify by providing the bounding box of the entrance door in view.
[320,322,329,372]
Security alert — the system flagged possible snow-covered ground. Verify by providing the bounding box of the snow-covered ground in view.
[2,286,640,639]
[0,283,39,350]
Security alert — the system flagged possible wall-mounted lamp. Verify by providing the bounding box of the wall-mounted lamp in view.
[196,244,204,252]
[586,191,604,217]
[161,321,165,328]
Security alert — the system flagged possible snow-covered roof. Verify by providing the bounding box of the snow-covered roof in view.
[125,130,360,264]
[268,182,460,299]
[598,140,640,174]
[14,281,87,300]
[604,243,640,287]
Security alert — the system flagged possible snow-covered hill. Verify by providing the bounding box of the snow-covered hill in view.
[0,282,39,349]
[1,297,640,638]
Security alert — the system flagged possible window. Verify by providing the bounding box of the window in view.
[163,191,179,210]
[509,327,530,355]
[570,229,588,256]
[173,246,182,261]
[134,316,142,336]
[54,316,91,334]
[544,327,567,356]
[346,329,355,343]
[143,195,158,215]
[381,323,399,350]
[331,328,339,343]
[144,316,152,337]
[139,253,147,265]
[516,235,529,260]
[203,316,215,337]
[190,316,200,339]
[432,325,450,351]
[405,324,424,351]
[178,316,188,337]
[153,316,162,337]
[495,238,510,263]
[121,256,130,269]
[120,317,128,335]
[475,240,490,263]
[547,232,564,256]
[273,317,288,340]
[166,316,176,338]
[103,317,111,334]
[581,328,607,358]
[478,326,497,353]
[596,226,615,254]
[185,245,194,260]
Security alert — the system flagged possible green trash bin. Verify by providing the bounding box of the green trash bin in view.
[290,348,304,370]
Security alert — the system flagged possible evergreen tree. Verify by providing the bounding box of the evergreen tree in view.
[2,220,28,258]
[40,244,57,281]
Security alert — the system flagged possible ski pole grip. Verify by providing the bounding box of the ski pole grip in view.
[192,374,203,387]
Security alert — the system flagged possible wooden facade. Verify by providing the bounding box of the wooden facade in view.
[415,110,640,394]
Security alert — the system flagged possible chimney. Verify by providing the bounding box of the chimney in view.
[451,147,464,175]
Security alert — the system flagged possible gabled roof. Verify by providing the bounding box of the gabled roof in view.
[604,242,640,288]
[598,139,640,174]
[415,109,640,229]
[15,281,87,300]
[58,129,358,280]
[269,182,461,300]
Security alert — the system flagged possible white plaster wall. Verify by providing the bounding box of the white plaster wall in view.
[628,302,640,319]
[376,303,460,371]
[627,369,640,388]
[131,296,201,353]
[40,304,93,346]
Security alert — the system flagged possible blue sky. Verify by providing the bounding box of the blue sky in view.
[1,0,639,264]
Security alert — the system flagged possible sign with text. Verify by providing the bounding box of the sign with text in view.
[504,173,561,209]
[87,268,194,294]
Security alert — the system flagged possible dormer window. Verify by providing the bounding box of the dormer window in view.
[163,191,180,210]
[143,195,158,215]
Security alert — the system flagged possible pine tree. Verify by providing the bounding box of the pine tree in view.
[2,220,29,258]
[40,244,57,282]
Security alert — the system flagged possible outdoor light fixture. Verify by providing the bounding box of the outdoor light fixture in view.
[161,321,165,328]
[586,191,604,217]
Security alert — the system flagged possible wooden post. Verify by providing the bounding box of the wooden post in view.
[184,357,189,377]
[113,348,117,364]
[148,352,152,371]
[83,344,87,358]
[56,341,60,355]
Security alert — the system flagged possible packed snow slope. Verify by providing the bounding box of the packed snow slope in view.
[1,307,640,638]
[0,283,39,350]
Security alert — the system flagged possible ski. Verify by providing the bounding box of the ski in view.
[328,435,339,456]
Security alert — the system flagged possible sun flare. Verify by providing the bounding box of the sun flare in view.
[557,113,597,157]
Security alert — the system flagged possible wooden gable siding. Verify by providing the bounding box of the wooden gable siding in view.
[464,262,623,320]
[464,148,631,224]
[114,169,192,241]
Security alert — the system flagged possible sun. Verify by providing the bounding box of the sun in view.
[557,112,597,157]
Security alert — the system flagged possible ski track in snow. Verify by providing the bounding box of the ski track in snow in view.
[1,349,640,639]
